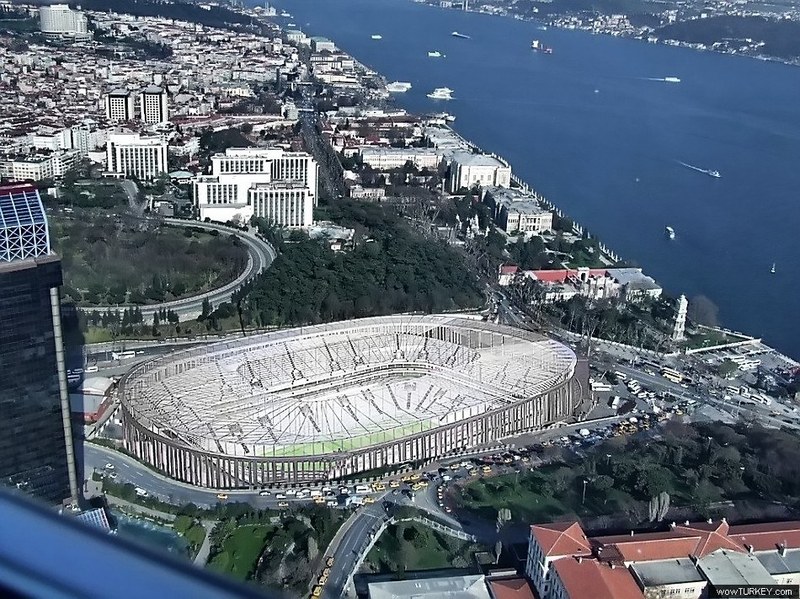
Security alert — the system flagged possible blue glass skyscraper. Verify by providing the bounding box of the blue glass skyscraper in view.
[0,184,78,505]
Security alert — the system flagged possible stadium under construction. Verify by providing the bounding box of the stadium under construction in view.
[119,315,589,488]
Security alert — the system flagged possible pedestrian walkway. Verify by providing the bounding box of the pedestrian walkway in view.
[193,520,217,567]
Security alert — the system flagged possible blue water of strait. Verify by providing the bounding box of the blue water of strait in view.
[261,0,800,359]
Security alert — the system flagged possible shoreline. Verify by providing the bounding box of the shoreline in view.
[413,1,800,69]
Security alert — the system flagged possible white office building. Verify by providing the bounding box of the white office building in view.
[193,148,318,228]
[39,4,91,40]
[105,133,168,180]
[448,151,512,193]
[139,86,169,124]
[105,90,135,122]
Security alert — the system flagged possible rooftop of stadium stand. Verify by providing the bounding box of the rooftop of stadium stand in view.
[121,315,576,458]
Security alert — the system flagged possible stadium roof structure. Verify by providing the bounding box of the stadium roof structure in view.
[122,315,576,458]
[0,184,51,263]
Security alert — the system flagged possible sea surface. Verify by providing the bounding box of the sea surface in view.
[264,0,800,359]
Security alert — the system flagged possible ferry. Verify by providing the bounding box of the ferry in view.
[428,50,444,58]
[371,34,382,40]
[530,40,553,54]
[451,31,471,39]
[770,262,776,274]
[427,87,454,100]
[665,226,675,240]
[386,81,412,93]
[664,76,681,83]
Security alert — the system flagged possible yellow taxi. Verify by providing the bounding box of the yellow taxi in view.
[401,475,413,483]
[481,465,492,473]
[216,493,228,501]
[411,482,423,491]
[389,479,400,488]
[312,585,322,597]
[314,497,326,504]
[372,482,386,491]
[363,496,375,504]
[326,556,335,567]
[417,480,429,488]
[409,473,421,481]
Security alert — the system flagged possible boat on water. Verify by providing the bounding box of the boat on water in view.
[665,226,675,240]
[427,87,454,100]
[530,40,553,54]
[288,23,296,28]
[664,76,681,83]
[371,34,382,40]
[537,25,548,31]
[770,262,776,274]
[280,11,291,17]
[428,50,443,58]
[451,31,471,39]
[679,161,721,178]
[386,81,412,93]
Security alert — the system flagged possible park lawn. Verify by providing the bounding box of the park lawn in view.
[173,515,206,548]
[365,523,485,573]
[84,327,116,344]
[208,524,274,581]
[458,466,665,524]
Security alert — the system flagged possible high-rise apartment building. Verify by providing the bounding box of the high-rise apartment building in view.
[106,133,168,180]
[193,148,318,227]
[139,86,169,124]
[105,90,135,122]
[0,184,78,506]
[38,4,91,40]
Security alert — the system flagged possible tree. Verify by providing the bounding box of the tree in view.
[716,359,738,379]
[199,297,212,321]
[688,295,720,327]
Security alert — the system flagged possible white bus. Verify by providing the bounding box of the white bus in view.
[112,350,136,360]
[591,381,612,392]
[354,484,370,495]
[613,371,627,381]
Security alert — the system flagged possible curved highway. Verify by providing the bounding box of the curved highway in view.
[79,218,276,320]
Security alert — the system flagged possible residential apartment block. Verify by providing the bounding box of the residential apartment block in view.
[105,90,135,123]
[193,148,318,228]
[139,86,169,124]
[0,149,81,182]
